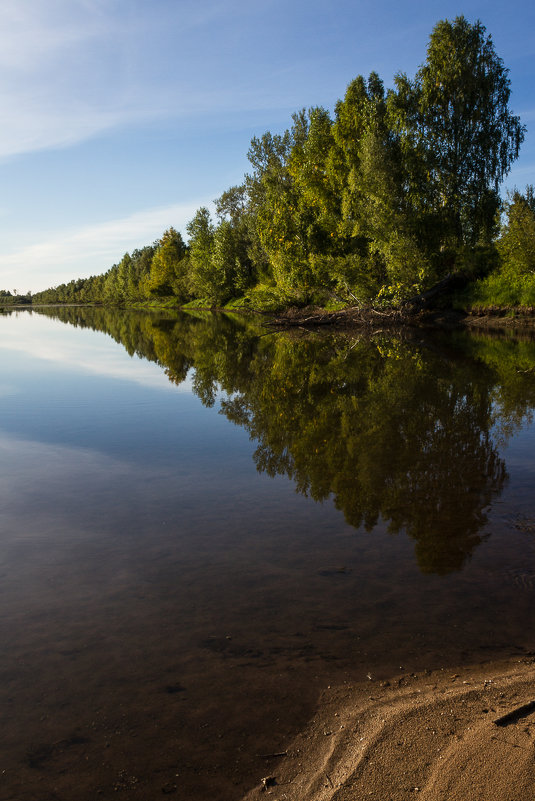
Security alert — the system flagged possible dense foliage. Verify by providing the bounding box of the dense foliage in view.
[463,188,535,308]
[30,17,527,311]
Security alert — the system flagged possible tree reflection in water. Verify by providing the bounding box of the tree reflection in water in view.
[34,306,535,574]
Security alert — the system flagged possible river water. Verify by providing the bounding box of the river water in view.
[1,307,535,800]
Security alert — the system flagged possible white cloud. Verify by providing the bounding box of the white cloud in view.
[0,0,314,161]
[0,1,105,71]
[0,0,277,159]
[0,200,209,291]
[0,0,125,156]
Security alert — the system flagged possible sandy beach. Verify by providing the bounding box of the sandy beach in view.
[243,657,535,801]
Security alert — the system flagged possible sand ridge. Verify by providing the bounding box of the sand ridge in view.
[243,658,535,801]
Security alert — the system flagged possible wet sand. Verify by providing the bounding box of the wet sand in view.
[243,657,535,801]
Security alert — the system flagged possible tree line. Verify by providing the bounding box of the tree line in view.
[0,289,31,305]
[31,17,529,310]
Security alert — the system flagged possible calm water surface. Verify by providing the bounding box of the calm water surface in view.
[1,307,535,800]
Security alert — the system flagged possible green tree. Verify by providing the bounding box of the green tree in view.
[391,16,525,251]
[210,220,249,302]
[187,207,216,301]
[246,126,303,292]
[128,245,156,300]
[325,73,431,302]
[103,265,120,303]
[215,184,256,294]
[147,228,188,298]
[247,110,339,299]
[116,252,132,301]
[497,187,535,277]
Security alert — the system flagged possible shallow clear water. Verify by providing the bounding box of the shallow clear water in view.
[1,307,535,800]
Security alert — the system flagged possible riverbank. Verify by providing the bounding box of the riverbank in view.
[7,300,535,334]
[264,305,535,332]
[243,657,535,801]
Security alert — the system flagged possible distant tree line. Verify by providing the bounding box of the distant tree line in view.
[0,289,32,305]
[31,17,529,310]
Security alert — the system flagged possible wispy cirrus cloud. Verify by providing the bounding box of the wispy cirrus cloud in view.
[0,0,132,156]
[0,200,208,291]
[0,0,288,160]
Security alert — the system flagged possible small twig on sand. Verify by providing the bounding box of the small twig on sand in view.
[326,773,334,789]
[258,751,288,759]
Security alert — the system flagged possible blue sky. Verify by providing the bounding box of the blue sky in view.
[0,0,533,293]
